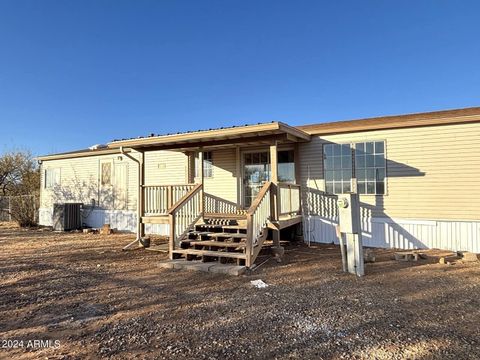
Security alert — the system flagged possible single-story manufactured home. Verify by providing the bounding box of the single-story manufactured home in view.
[38,106,480,266]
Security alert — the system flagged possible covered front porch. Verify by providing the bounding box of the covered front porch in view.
[110,122,310,267]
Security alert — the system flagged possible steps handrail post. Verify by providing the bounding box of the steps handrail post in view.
[169,212,175,259]
[246,213,253,267]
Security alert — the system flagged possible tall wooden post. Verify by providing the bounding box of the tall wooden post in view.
[137,151,145,240]
[270,142,281,248]
[198,150,204,214]
[186,151,195,184]
[236,146,241,209]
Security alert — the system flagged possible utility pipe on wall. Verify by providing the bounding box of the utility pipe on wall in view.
[120,146,145,243]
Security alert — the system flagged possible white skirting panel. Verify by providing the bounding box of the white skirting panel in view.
[303,216,480,253]
[38,208,169,236]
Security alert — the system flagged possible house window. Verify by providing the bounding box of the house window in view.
[323,144,352,194]
[101,162,112,185]
[278,150,295,183]
[323,141,386,195]
[355,141,386,195]
[44,168,60,189]
[195,152,213,178]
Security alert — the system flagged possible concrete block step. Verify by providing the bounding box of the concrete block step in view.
[172,249,247,260]
[158,259,246,276]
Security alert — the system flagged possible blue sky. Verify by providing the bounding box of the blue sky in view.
[0,1,479,156]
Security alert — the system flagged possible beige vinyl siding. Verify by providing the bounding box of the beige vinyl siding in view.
[144,150,188,185]
[40,152,140,211]
[299,121,480,220]
[200,148,238,211]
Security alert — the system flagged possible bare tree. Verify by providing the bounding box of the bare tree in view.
[0,150,40,226]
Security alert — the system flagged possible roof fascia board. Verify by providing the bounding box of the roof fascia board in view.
[108,122,282,148]
[37,148,128,162]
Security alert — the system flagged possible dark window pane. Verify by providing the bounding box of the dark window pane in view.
[365,142,374,154]
[334,182,342,194]
[366,155,375,167]
[326,182,334,194]
[341,144,351,156]
[278,150,293,163]
[261,152,269,164]
[376,168,385,181]
[355,142,364,153]
[374,154,385,167]
[333,144,342,156]
[357,181,366,194]
[325,170,334,181]
[324,157,333,170]
[366,168,375,181]
[252,153,260,164]
[343,182,351,193]
[334,170,343,181]
[356,169,365,181]
[324,145,333,156]
[341,156,352,169]
[333,157,341,169]
[375,141,384,154]
[366,181,375,194]
[376,181,385,194]
[342,169,352,181]
[355,155,365,168]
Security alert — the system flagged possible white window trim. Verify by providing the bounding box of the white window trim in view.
[195,151,213,179]
[44,167,61,189]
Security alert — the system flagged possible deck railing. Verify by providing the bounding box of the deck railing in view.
[204,193,240,215]
[246,181,272,267]
[278,182,301,216]
[143,184,196,215]
[168,184,203,256]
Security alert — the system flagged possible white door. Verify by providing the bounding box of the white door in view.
[243,151,270,208]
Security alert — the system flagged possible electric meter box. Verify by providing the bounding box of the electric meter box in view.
[336,193,360,234]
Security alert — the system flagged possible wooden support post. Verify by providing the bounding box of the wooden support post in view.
[169,213,175,260]
[246,213,253,267]
[198,150,204,214]
[198,150,204,184]
[236,146,241,209]
[186,151,195,184]
[270,142,279,221]
[138,151,145,240]
[272,227,280,247]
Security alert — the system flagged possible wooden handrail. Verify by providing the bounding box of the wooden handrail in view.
[278,182,300,189]
[142,184,195,188]
[168,183,203,214]
[246,181,272,215]
[168,183,203,259]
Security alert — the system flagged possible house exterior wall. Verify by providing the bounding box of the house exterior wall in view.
[200,148,239,213]
[38,150,187,235]
[299,121,480,253]
[144,150,188,185]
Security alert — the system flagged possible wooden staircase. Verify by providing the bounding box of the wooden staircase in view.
[144,181,302,269]
[171,217,250,266]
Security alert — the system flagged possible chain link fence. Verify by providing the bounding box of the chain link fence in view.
[0,195,39,226]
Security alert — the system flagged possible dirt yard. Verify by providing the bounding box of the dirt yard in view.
[1,223,479,359]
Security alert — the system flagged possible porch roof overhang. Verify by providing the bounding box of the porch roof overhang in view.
[108,122,310,152]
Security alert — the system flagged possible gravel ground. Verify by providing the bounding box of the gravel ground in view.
[1,222,479,359]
